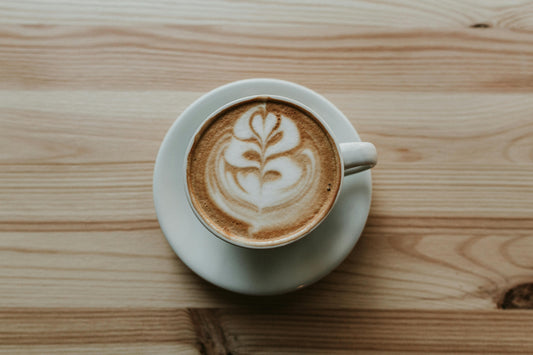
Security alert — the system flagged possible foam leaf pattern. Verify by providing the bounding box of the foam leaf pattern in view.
[206,102,318,234]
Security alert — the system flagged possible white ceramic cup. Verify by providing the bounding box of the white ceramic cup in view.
[184,95,377,249]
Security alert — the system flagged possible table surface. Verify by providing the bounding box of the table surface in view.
[2,1,533,353]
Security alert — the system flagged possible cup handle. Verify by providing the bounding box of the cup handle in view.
[340,142,377,176]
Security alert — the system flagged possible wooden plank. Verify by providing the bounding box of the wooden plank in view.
[1,25,533,92]
[2,162,533,224]
[215,308,533,354]
[3,90,533,164]
[0,0,532,28]
[1,308,532,354]
[0,345,197,355]
[0,308,196,345]
[0,221,532,309]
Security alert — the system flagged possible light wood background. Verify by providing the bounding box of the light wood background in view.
[2,1,533,353]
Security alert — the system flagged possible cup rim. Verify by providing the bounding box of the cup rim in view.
[183,94,345,249]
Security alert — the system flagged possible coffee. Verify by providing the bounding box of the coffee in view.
[186,97,342,246]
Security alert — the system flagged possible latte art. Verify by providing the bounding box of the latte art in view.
[187,98,342,246]
[209,103,317,232]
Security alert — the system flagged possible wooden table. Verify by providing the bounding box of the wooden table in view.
[2,1,533,353]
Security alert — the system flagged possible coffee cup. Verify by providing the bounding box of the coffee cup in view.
[184,95,376,249]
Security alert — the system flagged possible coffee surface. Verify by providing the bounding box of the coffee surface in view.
[186,97,342,246]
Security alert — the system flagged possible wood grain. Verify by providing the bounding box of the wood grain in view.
[0,345,196,355]
[2,0,533,353]
[1,0,533,29]
[2,308,533,354]
[1,219,532,310]
[1,25,533,92]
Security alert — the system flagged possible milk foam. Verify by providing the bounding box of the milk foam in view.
[205,103,319,233]
[187,98,342,244]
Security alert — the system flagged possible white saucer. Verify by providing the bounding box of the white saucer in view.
[153,79,372,295]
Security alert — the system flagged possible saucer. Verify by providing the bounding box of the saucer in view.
[153,79,372,295]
